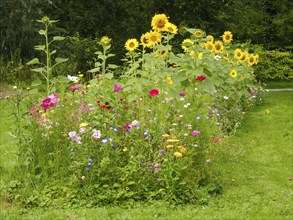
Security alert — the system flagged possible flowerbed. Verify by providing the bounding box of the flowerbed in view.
[10,14,263,207]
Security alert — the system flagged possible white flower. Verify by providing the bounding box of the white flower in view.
[223,96,229,100]
[67,75,79,82]
[214,55,221,61]
[12,86,17,89]
[81,176,85,180]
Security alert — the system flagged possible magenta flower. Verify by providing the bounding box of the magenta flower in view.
[192,130,201,136]
[41,94,59,110]
[196,75,206,81]
[149,89,160,97]
[69,84,83,91]
[114,84,123,93]
[179,91,185,97]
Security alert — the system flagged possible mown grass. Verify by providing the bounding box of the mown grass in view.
[0,91,292,220]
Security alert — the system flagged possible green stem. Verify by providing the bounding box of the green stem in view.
[45,23,51,96]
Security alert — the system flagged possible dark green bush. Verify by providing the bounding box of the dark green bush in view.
[252,46,293,81]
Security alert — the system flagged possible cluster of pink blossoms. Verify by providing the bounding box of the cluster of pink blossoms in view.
[41,94,60,111]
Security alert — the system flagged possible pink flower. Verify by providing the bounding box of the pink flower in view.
[179,91,185,97]
[114,84,123,93]
[92,129,101,139]
[192,130,201,136]
[196,75,206,81]
[149,89,160,96]
[69,84,83,91]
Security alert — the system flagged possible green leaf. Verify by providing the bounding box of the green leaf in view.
[34,45,46,51]
[105,73,114,80]
[26,58,40,65]
[38,29,46,35]
[108,64,119,69]
[113,183,121,188]
[31,79,42,87]
[55,58,68,64]
[50,50,57,55]
[53,36,65,41]
[127,181,135,186]
[31,67,45,73]
[88,67,100,73]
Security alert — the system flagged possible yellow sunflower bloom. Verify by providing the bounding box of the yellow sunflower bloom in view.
[164,22,178,34]
[205,41,214,52]
[125,38,139,51]
[230,69,237,78]
[247,54,256,66]
[214,41,224,54]
[140,33,151,48]
[222,31,233,44]
[254,54,259,64]
[206,35,214,42]
[234,48,242,59]
[155,49,168,58]
[147,31,161,47]
[239,51,249,63]
[194,29,204,39]
[151,14,169,31]
[182,39,194,52]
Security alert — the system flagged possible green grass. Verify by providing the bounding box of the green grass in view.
[0,91,292,220]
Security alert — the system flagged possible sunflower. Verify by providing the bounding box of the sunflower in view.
[140,33,151,48]
[125,38,139,51]
[205,41,214,51]
[206,35,214,42]
[182,39,194,52]
[234,48,242,59]
[155,49,168,58]
[214,41,224,54]
[164,22,178,34]
[222,31,233,44]
[247,54,256,66]
[194,29,204,39]
[147,31,161,47]
[239,51,249,62]
[254,54,259,64]
[151,14,169,31]
[230,69,237,78]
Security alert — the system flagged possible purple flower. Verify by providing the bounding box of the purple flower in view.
[192,130,201,136]
[101,138,108,143]
[114,84,123,93]
[92,129,101,139]
[143,130,149,136]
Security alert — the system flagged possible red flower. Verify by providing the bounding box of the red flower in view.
[196,75,206,81]
[149,89,160,96]
[179,91,185,97]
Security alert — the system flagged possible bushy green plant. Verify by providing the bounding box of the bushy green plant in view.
[252,45,293,81]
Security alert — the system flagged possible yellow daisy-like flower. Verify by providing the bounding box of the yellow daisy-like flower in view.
[198,52,203,59]
[147,31,161,47]
[205,41,214,51]
[79,122,89,128]
[151,14,169,31]
[164,22,178,34]
[140,33,151,48]
[100,36,111,46]
[206,35,214,42]
[222,31,233,44]
[125,38,139,51]
[239,51,249,62]
[182,39,194,52]
[230,69,237,78]
[165,76,173,85]
[167,145,174,149]
[167,139,180,143]
[247,54,256,66]
[162,134,170,138]
[234,48,242,59]
[177,146,187,154]
[194,29,204,39]
[214,41,224,54]
[174,152,183,158]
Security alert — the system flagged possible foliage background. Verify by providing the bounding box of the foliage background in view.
[1,0,292,62]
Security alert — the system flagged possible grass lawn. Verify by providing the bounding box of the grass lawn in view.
[0,91,292,220]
